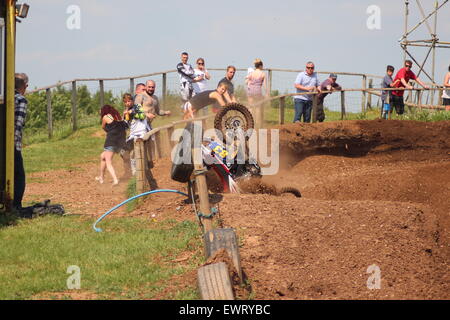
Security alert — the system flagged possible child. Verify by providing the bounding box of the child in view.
[380,65,399,120]
[122,93,154,175]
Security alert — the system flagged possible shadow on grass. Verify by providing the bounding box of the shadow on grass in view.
[0,211,19,229]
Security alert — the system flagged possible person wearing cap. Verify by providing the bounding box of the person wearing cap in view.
[316,74,342,122]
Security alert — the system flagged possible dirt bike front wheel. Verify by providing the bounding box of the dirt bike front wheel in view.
[214,103,254,141]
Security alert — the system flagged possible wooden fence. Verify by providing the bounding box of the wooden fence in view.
[26,68,445,139]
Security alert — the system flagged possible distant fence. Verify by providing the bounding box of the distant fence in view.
[26,68,446,139]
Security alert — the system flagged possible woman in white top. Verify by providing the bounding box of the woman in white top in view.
[192,58,211,95]
[443,65,450,110]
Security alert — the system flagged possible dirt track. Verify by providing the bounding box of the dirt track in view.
[26,120,450,299]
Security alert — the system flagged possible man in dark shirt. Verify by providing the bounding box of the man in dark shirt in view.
[218,65,237,101]
[316,73,342,122]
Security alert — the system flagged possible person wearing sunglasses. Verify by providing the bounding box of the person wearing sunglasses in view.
[293,61,321,123]
[192,58,211,96]
[391,60,429,116]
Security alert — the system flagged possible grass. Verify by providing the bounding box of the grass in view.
[0,215,202,299]
[1,122,203,300]
[23,126,104,173]
[125,177,138,213]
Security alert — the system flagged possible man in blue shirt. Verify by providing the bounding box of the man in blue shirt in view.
[293,61,321,123]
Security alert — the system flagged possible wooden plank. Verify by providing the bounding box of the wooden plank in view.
[197,263,234,300]
[99,80,105,108]
[134,138,145,193]
[312,94,318,123]
[361,75,367,113]
[279,96,285,125]
[162,73,167,105]
[129,78,134,95]
[71,81,77,132]
[340,91,346,120]
[46,88,53,139]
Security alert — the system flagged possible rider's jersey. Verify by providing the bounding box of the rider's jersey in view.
[177,63,195,85]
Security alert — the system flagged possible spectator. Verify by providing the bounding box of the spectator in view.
[293,61,321,123]
[442,65,450,111]
[13,73,29,214]
[123,93,153,176]
[391,60,429,115]
[134,83,145,97]
[134,80,171,127]
[246,58,266,105]
[182,82,233,119]
[177,52,201,103]
[380,65,399,119]
[218,66,237,102]
[96,105,128,186]
[192,57,210,95]
[316,73,342,122]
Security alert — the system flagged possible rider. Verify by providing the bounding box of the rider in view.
[182,82,233,119]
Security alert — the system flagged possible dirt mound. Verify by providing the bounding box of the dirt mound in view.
[218,120,450,299]
[277,120,450,161]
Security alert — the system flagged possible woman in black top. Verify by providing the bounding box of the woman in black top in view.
[96,105,128,185]
[182,82,233,119]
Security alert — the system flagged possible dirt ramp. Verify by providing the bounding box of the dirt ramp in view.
[277,120,450,160]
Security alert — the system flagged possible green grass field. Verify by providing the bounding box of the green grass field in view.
[2,125,203,300]
[0,215,202,300]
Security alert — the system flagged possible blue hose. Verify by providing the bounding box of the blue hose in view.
[93,189,189,232]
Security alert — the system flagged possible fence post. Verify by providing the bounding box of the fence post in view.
[279,96,285,125]
[46,88,53,139]
[192,145,213,233]
[162,73,167,105]
[438,87,443,106]
[361,75,367,113]
[312,94,318,123]
[407,88,413,113]
[71,81,77,132]
[154,131,162,159]
[418,90,423,111]
[130,78,134,95]
[162,128,172,158]
[134,138,146,194]
[167,125,175,150]
[367,78,373,110]
[267,69,272,96]
[99,80,105,108]
[340,91,346,120]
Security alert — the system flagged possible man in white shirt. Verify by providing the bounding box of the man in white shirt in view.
[293,61,321,123]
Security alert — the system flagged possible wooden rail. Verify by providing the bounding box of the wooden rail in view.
[25,68,446,139]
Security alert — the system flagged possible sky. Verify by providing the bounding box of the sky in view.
[15,0,450,91]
